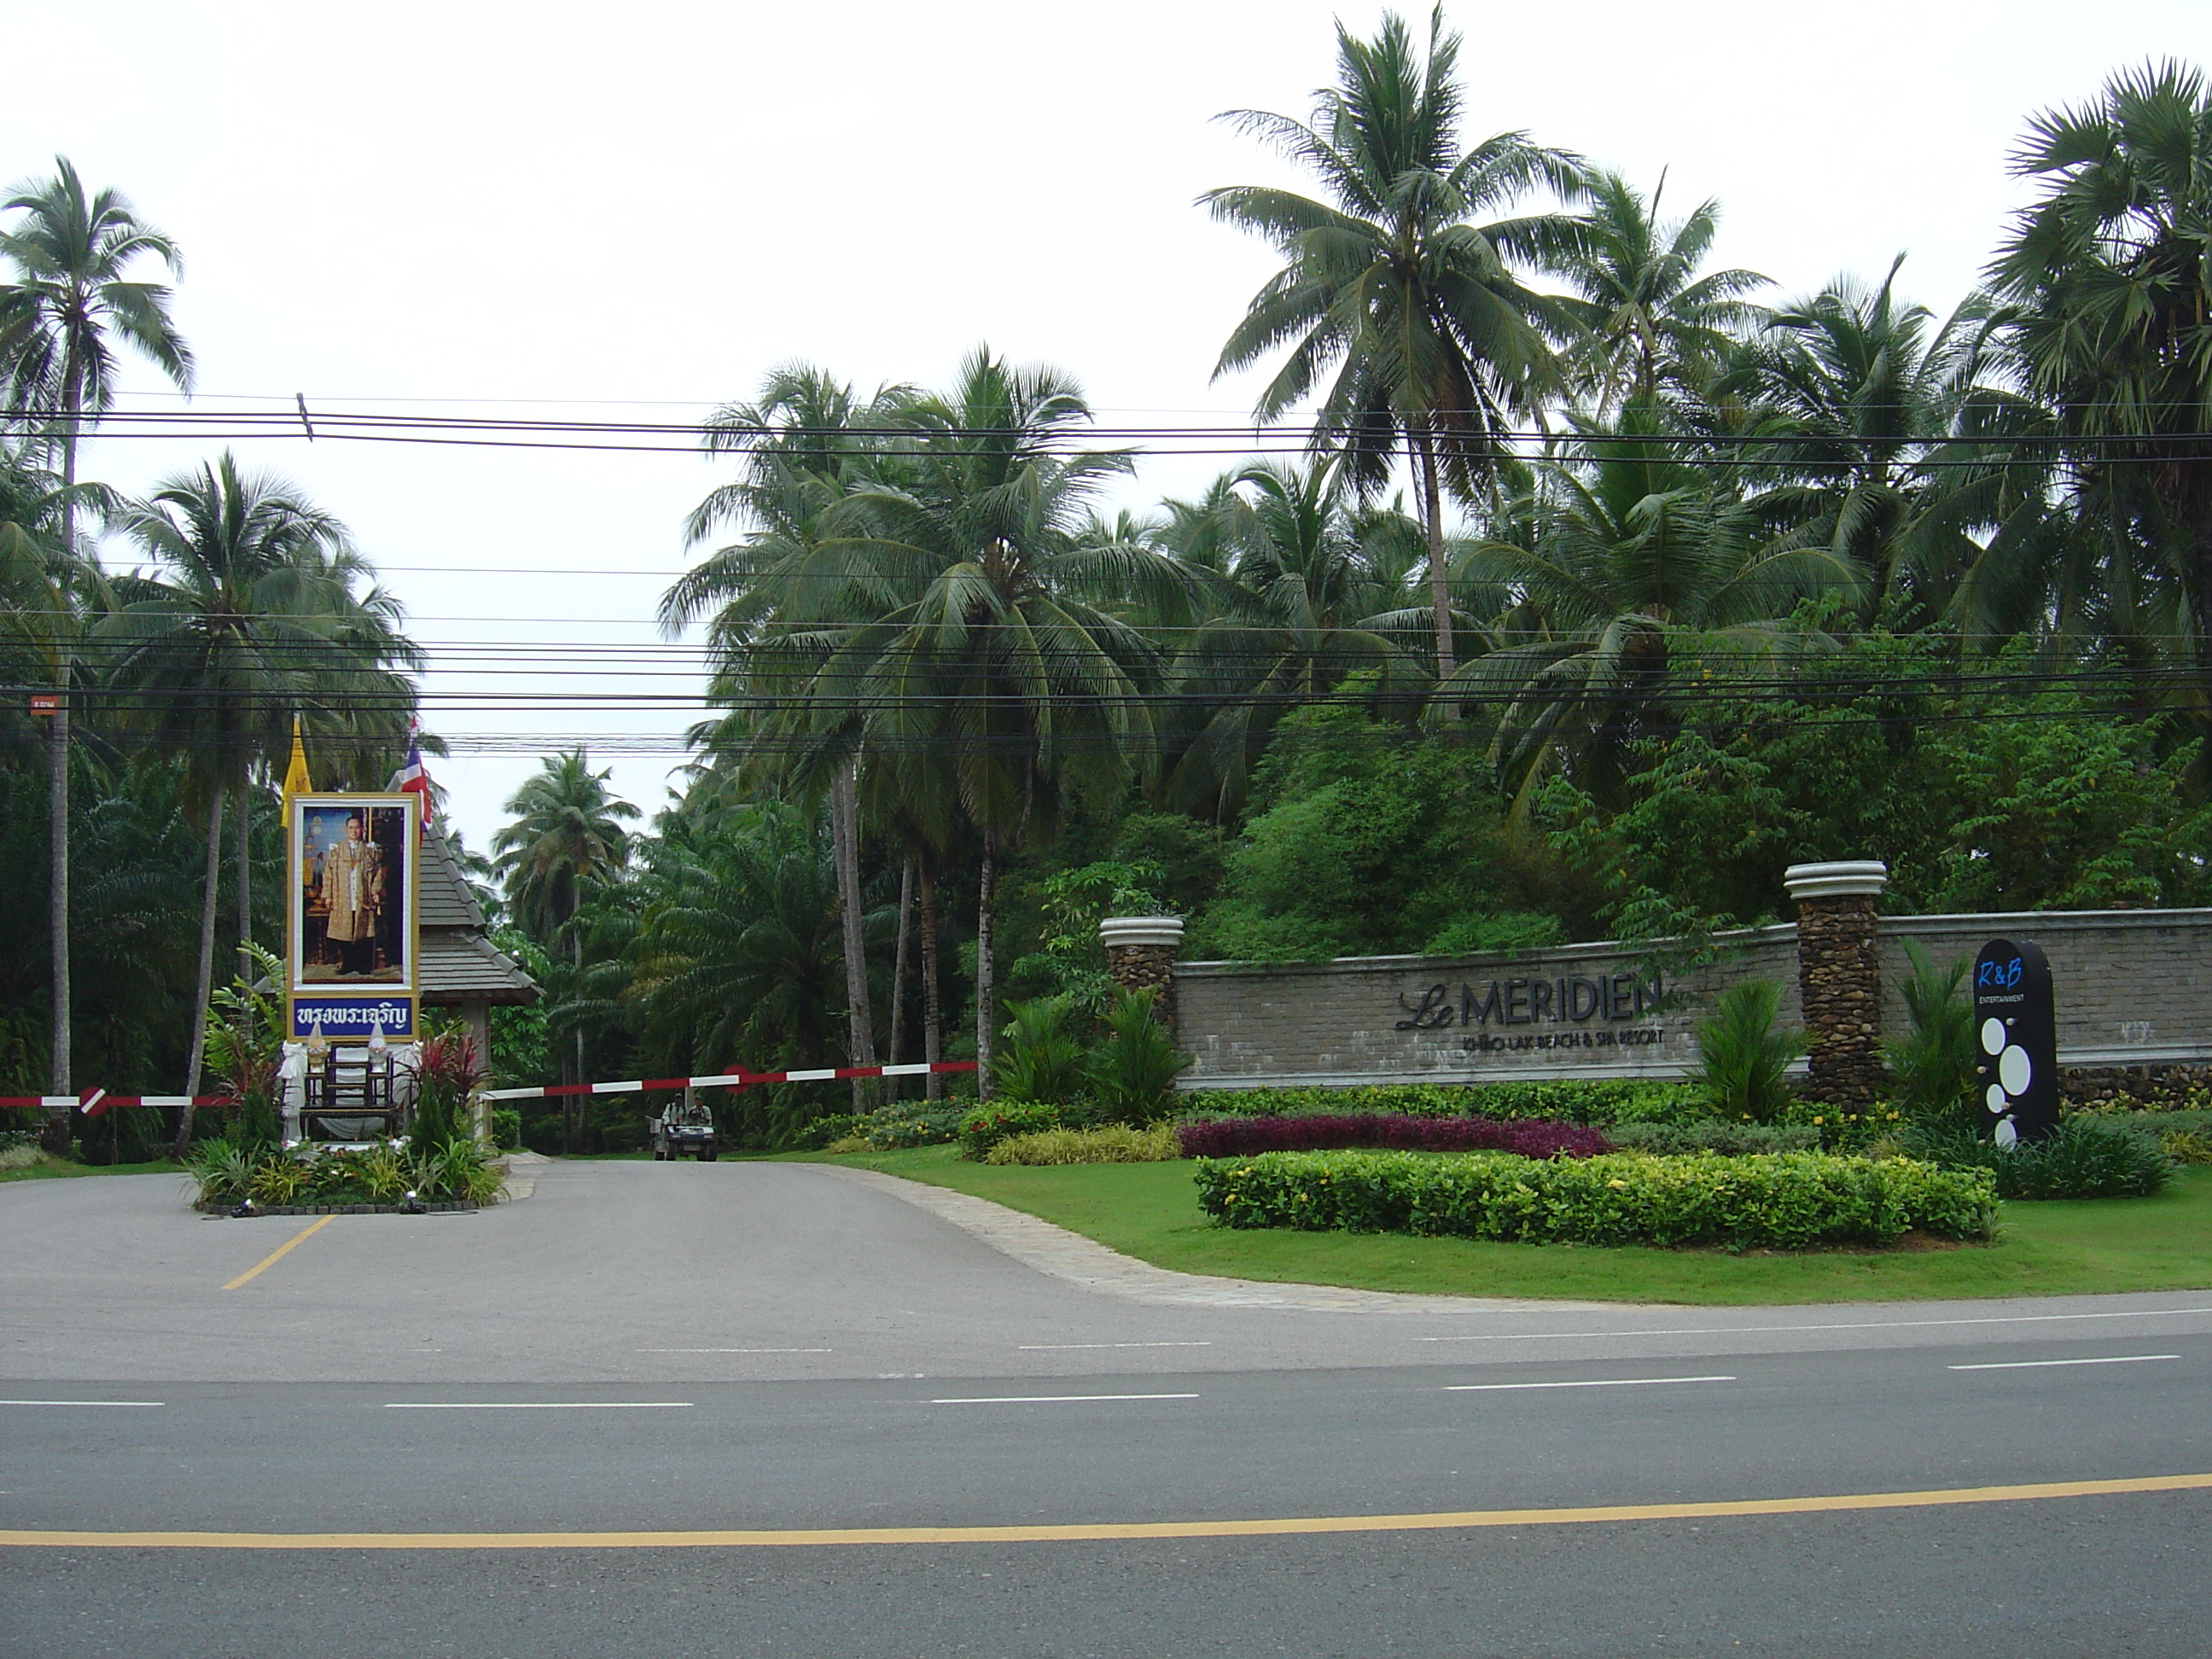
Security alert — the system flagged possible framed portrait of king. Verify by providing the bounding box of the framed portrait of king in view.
[288,792,421,1041]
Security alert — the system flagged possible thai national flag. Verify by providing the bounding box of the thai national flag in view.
[389,736,435,831]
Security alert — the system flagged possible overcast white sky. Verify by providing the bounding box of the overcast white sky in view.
[5,0,2204,851]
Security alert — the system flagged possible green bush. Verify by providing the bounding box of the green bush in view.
[956,1100,1093,1160]
[1906,1116,2176,1199]
[993,995,1092,1104]
[1176,1080,1703,1126]
[816,1103,968,1151]
[1685,981,1806,1124]
[985,1124,1180,1165]
[2161,1129,2212,1166]
[1465,1079,1703,1124]
[1088,987,1190,1124]
[186,1140,505,1207]
[2089,1109,2212,1143]
[791,1113,862,1151]
[489,1107,523,1151]
[1604,1121,1820,1155]
[1193,1150,1998,1249]
[1883,944,1976,1124]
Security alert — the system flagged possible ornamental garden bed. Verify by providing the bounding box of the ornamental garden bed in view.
[1190,1150,1998,1250]
[789,1147,2212,1305]
[191,1199,486,1216]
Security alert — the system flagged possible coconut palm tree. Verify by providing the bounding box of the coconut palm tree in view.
[493,750,637,1145]
[1202,6,1586,680]
[1156,458,1424,818]
[0,157,192,1095]
[664,365,926,1105]
[1987,61,2212,671]
[1452,406,1866,806]
[103,454,419,1149]
[1711,260,1990,626]
[808,348,1196,1091]
[1551,170,1769,414]
[0,443,109,1148]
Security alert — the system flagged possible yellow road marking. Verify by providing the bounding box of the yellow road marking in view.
[6,1470,2209,1550]
[220,1215,335,1290]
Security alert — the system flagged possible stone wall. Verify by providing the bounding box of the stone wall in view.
[1176,908,2212,1092]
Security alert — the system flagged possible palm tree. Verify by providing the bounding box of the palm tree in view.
[0,444,108,1148]
[1987,61,2212,672]
[1157,458,1423,818]
[1712,260,1988,626]
[104,454,418,1150]
[1453,408,1866,806]
[626,805,850,1122]
[1551,170,1769,414]
[493,751,637,1146]
[1202,6,1586,680]
[808,348,1196,1092]
[665,365,921,1107]
[0,157,192,1097]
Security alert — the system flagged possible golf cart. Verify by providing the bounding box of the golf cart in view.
[650,1097,719,1161]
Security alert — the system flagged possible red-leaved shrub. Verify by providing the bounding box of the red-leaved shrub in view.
[1176,1114,1611,1160]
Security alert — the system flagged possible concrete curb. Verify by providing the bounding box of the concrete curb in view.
[810,1163,1606,1314]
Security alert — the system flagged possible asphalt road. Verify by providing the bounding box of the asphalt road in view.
[4,1160,2209,1656]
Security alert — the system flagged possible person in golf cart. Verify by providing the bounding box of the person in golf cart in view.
[650,1097,719,1161]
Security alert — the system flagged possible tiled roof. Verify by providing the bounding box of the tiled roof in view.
[416,824,487,929]
[421,929,540,1004]
[416,824,539,1006]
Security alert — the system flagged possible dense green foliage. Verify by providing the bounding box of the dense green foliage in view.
[1193,1149,2000,1248]
[11,38,2212,1168]
[1908,1116,2176,1200]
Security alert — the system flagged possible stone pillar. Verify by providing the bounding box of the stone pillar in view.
[1784,861,1889,1110]
[1098,917,1184,1033]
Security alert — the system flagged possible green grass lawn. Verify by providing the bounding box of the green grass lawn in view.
[0,1156,178,1184]
[790,1146,2212,1306]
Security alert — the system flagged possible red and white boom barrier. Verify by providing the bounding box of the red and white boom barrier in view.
[480,1059,977,1103]
[0,1060,978,1116]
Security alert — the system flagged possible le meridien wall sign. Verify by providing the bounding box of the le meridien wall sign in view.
[1394,969,1666,1055]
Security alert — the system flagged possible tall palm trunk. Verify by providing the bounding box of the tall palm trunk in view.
[887,857,914,1082]
[830,765,876,1111]
[173,790,224,1155]
[974,840,997,1101]
[568,925,584,1154]
[235,778,253,982]
[1412,420,1455,682]
[41,403,78,1151]
[918,861,943,1102]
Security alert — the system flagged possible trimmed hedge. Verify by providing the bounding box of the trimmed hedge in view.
[1176,1114,1610,1160]
[1606,1121,1820,1155]
[1177,1080,1701,1126]
[984,1125,1179,1166]
[1191,1150,1998,1249]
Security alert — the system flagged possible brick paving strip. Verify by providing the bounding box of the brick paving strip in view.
[811,1164,1605,1313]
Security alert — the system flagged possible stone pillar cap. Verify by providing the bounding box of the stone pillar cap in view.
[1784,860,1889,900]
[1099,916,1185,949]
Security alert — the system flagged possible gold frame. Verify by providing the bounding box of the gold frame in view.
[286,791,422,1043]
